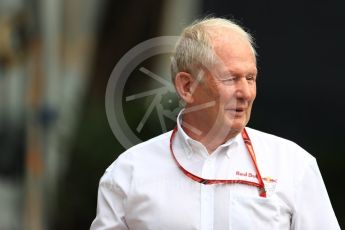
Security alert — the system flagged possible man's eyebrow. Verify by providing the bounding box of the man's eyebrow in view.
[219,69,258,77]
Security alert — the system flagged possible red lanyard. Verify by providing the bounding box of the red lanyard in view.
[169,127,267,198]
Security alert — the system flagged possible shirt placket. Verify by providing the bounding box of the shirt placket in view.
[200,152,216,230]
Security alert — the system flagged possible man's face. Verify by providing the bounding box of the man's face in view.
[188,29,257,136]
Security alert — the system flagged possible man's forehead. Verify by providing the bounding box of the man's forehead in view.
[212,64,257,76]
[211,48,257,74]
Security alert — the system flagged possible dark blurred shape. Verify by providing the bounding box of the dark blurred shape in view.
[0,123,25,177]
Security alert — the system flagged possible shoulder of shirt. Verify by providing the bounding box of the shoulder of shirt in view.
[104,130,173,174]
[99,131,173,188]
[245,126,316,163]
[124,130,172,156]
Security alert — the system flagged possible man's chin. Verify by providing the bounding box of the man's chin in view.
[228,120,248,133]
[215,121,245,137]
[225,116,247,128]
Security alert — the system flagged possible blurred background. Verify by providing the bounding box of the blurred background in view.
[0,0,344,229]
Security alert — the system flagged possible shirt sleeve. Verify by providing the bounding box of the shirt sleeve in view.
[90,157,132,230]
[291,157,340,230]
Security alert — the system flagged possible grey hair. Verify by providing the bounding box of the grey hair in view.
[171,17,256,84]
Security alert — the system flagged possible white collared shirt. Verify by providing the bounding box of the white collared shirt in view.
[91,115,340,230]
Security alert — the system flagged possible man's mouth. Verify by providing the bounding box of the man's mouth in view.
[226,108,246,116]
[227,107,245,111]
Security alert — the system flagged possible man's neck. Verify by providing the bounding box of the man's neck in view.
[181,117,240,154]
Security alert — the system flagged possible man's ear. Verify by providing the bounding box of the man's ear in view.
[174,72,195,104]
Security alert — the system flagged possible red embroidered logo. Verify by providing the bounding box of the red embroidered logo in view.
[236,171,278,196]
[236,171,258,179]
[236,171,277,183]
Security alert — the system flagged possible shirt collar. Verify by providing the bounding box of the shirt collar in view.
[223,132,241,158]
[176,110,194,158]
[176,109,241,158]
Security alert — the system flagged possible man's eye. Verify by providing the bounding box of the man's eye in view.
[246,75,256,81]
[223,77,235,82]
[220,78,236,85]
[219,76,236,82]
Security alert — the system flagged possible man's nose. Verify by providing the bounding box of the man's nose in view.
[234,78,253,100]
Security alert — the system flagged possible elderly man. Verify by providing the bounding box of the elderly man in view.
[91,17,340,229]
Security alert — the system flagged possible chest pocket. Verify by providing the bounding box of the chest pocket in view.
[229,194,279,230]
